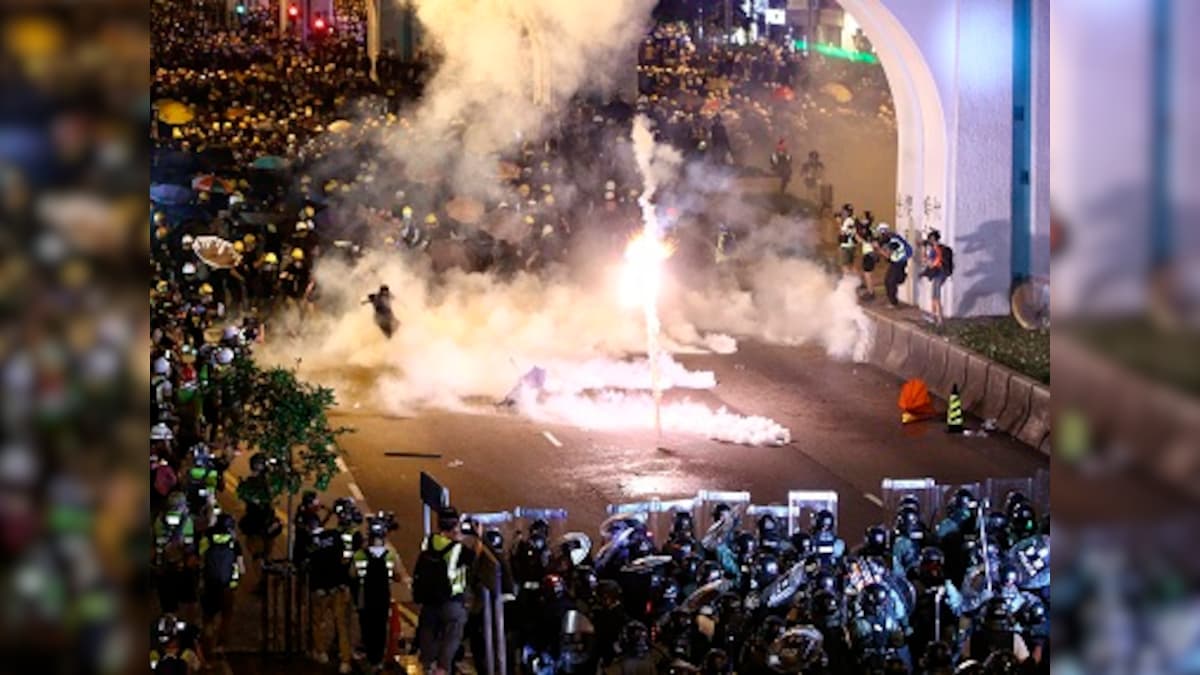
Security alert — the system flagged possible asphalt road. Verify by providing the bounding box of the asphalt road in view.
[329,339,1047,564]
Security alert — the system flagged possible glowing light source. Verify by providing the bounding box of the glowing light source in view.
[620,225,673,445]
[314,17,326,30]
[793,40,879,64]
[288,4,299,18]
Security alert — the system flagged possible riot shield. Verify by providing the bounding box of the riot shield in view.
[513,506,569,545]
[658,497,697,543]
[1008,533,1050,590]
[936,482,982,522]
[695,490,751,552]
[844,556,916,622]
[786,490,839,536]
[462,510,515,555]
[984,477,1035,515]
[694,490,752,535]
[606,499,659,546]
[760,561,807,609]
[880,478,938,529]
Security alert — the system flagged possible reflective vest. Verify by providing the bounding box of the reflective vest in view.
[154,513,195,566]
[353,546,398,581]
[839,218,856,248]
[422,534,468,597]
[340,530,356,563]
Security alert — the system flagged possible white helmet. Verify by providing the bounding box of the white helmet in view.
[182,262,197,275]
[221,325,241,341]
[153,357,170,375]
[151,423,173,441]
[216,347,235,365]
[181,234,195,247]
[877,223,890,233]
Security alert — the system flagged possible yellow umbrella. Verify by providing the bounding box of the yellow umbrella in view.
[157,100,195,126]
[821,82,853,104]
[327,119,353,134]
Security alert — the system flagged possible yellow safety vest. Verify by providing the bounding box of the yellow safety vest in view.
[422,534,468,597]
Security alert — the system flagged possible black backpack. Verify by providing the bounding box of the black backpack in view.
[940,244,955,276]
[412,536,456,605]
[203,537,237,588]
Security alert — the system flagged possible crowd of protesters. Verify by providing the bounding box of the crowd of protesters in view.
[146,1,960,671]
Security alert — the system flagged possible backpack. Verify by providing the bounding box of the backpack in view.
[939,244,954,275]
[412,536,456,605]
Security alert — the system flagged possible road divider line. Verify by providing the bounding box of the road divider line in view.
[864,493,884,507]
[348,482,365,501]
[336,456,349,473]
[542,431,563,448]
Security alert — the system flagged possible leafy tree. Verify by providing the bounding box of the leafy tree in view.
[233,358,350,508]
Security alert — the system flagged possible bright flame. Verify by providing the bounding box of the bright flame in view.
[618,232,673,309]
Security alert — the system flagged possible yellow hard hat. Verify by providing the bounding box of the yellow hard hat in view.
[523,215,535,225]
[541,184,552,194]
[243,233,257,246]
[544,194,556,206]
[156,280,169,293]
[384,236,396,245]
[262,252,278,265]
[425,214,438,224]
[291,248,304,261]
[233,240,245,253]
[199,283,214,295]
[401,205,413,218]
[153,211,166,225]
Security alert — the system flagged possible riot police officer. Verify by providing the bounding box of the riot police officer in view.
[604,620,659,675]
[850,583,911,672]
[811,509,846,569]
[855,525,890,562]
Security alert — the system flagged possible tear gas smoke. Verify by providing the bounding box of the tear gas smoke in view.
[387,0,654,198]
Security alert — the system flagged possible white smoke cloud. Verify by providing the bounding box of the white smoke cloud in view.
[386,0,654,197]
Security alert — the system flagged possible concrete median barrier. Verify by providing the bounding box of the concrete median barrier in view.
[862,309,1050,455]
[884,322,913,374]
[869,319,893,368]
[935,346,968,399]
[998,375,1034,436]
[1014,380,1050,449]
[961,354,991,413]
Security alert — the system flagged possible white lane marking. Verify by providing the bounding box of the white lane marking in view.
[542,431,563,448]
[348,482,365,501]
[864,493,884,507]
[335,456,348,473]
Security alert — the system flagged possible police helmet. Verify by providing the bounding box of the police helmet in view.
[812,589,841,621]
[733,531,757,561]
[702,648,732,675]
[986,511,1009,536]
[948,489,977,518]
[1019,597,1047,627]
[671,510,695,538]
[754,553,781,587]
[982,597,1012,632]
[860,583,889,615]
[769,625,825,673]
[1004,491,1029,517]
[249,452,267,474]
[921,641,954,670]
[214,513,236,534]
[999,563,1020,587]
[1010,502,1037,536]
[898,493,922,515]
[529,517,551,539]
[619,620,650,658]
[483,528,504,554]
[812,509,835,533]
[715,592,742,620]
[865,525,888,550]
[559,531,592,566]
[711,502,732,524]
[756,513,781,542]
[982,650,1020,674]
[811,570,838,595]
[155,613,184,644]
[918,546,946,583]
[790,531,814,558]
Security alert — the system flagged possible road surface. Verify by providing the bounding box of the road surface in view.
[328,339,1047,563]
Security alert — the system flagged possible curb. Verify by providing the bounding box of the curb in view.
[862,307,1051,454]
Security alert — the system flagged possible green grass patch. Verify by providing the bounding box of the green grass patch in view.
[941,316,1050,384]
[1070,318,1200,396]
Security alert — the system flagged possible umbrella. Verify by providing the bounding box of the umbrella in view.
[251,155,288,171]
[192,235,242,269]
[192,175,235,193]
[156,100,195,126]
[821,82,853,104]
[150,183,193,205]
[445,196,485,225]
[327,119,353,134]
